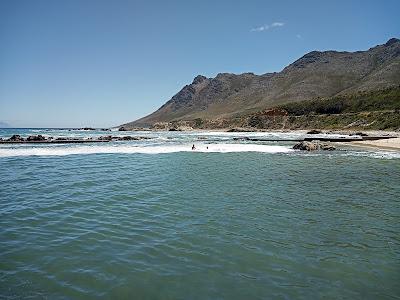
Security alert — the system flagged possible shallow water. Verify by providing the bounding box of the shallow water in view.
[1,129,399,299]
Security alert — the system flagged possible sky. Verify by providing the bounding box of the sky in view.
[0,0,399,128]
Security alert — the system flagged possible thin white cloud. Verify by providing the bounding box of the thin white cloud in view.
[251,22,285,32]
[251,25,269,32]
[271,22,285,27]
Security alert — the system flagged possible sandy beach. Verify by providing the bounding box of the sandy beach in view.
[351,137,400,150]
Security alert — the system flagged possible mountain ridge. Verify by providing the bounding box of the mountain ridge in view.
[122,38,400,128]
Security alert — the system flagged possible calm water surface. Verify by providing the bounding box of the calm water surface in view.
[0,129,399,299]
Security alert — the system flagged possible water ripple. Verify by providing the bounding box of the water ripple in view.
[0,135,399,299]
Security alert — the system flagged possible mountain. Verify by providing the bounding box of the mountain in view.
[122,38,400,128]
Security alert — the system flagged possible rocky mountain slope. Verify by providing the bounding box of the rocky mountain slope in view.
[123,38,400,128]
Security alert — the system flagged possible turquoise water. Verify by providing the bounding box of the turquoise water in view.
[1,129,399,299]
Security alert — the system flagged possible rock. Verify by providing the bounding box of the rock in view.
[152,122,170,130]
[151,122,193,131]
[350,132,368,137]
[98,135,113,141]
[27,135,47,141]
[117,136,152,141]
[293,141,318,151]
[385,38,399,46]
[227,128,253,132]
[8,135,24,141]
[233,137,251,141]
[118,127,127,131]
[176,126,193,131]
[320,143,336,151]
[192,75,208,85]
[100,128,111,131]
[70,128,92,131]
[293,141,335,151]
[118,136,135,140]
[307,129,322,134]
[55,137,75,141]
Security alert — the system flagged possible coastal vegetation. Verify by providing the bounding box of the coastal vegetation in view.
[273,86,400,130]
[278,86,400,116]
[146,87,400,131]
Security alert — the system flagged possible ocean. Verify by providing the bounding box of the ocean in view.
[0,128,399,299]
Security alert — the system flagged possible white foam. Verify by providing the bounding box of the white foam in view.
[0,144,293,157]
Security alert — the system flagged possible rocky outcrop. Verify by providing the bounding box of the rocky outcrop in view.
[319,143,336,151]
[227,128,255,132]
[80,127,96,131]
[9,135,24,141]
[98,135,113,141]
[117,136,152,141]
[152,122,194,131]
[307,130,322,134]
[55,137,75,141]
[27,135,46,141]
[350,132,369,137]
[1,135,154,143]
[293,141,336,151]
[293,141,317,151]
[98,135,152,141]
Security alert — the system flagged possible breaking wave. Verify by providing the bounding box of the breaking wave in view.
[0,143,293,157]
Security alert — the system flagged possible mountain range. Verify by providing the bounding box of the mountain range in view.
[122,38,400,129]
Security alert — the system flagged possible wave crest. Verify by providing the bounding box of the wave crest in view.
[0,144,293,157]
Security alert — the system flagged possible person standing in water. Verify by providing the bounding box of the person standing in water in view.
[192,144,196,150]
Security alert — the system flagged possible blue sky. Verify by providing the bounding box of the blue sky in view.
[0,0,399,128]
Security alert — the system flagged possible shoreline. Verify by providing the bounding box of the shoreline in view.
[350,137,400,151]
[1,129,399,152]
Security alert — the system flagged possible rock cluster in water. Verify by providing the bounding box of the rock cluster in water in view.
[97,135,152,141]
[293,141,336,151]
[9,135,25,141]
[1,135,153,143]
[27,135,47,141]
[74,127,111,131]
